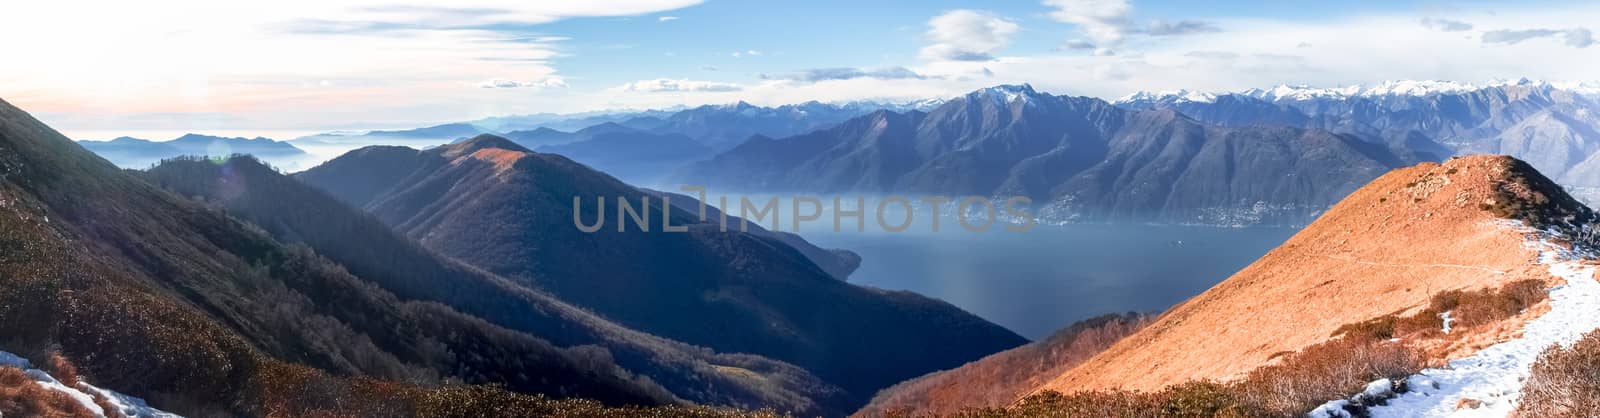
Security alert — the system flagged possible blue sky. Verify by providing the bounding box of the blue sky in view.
[2,0,1596,137]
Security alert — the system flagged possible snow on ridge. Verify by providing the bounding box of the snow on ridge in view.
[1315,225,1600,417]
[1117,79,1600,105]
[0,349,183,418]
[1116,89,1216,104]
[972,84,1046,105]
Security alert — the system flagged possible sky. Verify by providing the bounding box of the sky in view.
[4,0,1599,138]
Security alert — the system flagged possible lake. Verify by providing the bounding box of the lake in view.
[795,223,1298,340]
[690,192,1302,340]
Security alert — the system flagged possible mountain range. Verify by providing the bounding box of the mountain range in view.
[76,133,308,169]
[294,135,1027,410]
[678,84,1411,225]
[290,99,941,154]
[140,154,849,414]
[492,122,711,185]
[18,78,1600,417]
[0,97,703,416]
[1117,79,1600,205]
[0,95,1017,416]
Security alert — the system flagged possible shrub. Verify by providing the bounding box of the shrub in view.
[958,277,1569,418]
[44,352,79,387]
[1516,330,1600,417]
[1333,279,1547,342]
[861,313,1151,416]
[1441,279,1545,328]
[1238,336,1420,415]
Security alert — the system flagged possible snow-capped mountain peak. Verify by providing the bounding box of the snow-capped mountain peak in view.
[1121,79,1600,105]
[1116,89,1217,105]
[973,84,1044,104]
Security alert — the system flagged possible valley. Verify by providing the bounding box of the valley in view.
[10,2,1600,414]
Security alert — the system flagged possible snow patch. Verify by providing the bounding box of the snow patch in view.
[1441,310,1455,335]
[1309,399,1354,418]
[1358,233,1600,417]
[0,349,183,418]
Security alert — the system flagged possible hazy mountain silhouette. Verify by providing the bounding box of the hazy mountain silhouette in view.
[77,133,306,169]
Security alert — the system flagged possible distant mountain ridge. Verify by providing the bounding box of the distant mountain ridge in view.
[1116,79,1600,204]
[293,99,945,155]
[77,133,307,169]
[678,84,1411,225]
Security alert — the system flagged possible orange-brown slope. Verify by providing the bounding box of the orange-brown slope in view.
[1037,155,1589,394]
[854,314,1150,417]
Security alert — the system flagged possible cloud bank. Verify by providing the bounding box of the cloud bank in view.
[618,78,744,92]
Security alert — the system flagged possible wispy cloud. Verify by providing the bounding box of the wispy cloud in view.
[1042,0,1220,54]
[1420,18,1473,32]
[920,10,1019,62]
[763,67,929,82]
[1483,28,1594,48]
[732,49,763,57]
[478,77,567,89]
[1062,39,1096,50]
[1,0,705,127]
[617,78,743,92]
[1147,20,1221,36]
[658,16,679,22]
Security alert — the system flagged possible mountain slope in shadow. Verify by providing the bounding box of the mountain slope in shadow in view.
[143,155,850,415]
[296,135,1029,408]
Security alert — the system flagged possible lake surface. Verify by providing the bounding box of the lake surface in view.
[795,223,1298,340]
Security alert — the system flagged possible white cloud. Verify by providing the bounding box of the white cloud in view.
[584,7,1600,112]
[616,78,743,92]
[0,0,702,128]
[1043,0,1134,44]
[1483,28,1594,48]
[658,16,679,22]
[731,49,763,57]
[1043,0,1220,51]
[920,10,1020,62]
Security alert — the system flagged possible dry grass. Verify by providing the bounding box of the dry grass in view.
[1237,336,1421,415]
[953,274,1555,417]
[44,352,79,387]
[244,362,780,418]
[1516,330,1600,417]
[1041,156,1565,395]
[1333,278,1547,342]
[939,334,1419,418]
[0,366,97,418]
